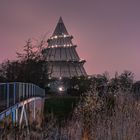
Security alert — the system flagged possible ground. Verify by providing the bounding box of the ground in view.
[44,95,79,120]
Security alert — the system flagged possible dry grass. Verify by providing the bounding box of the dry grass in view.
[75,90,140,140]
[1,90,140,140]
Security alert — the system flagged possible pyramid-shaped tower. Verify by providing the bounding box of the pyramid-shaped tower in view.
[43,17,87,79]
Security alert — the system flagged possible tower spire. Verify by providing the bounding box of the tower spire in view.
[58,16,63,23]
[52,17,69,36]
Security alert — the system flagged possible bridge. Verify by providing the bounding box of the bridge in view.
[0,82,45,127]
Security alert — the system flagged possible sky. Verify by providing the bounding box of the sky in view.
[0,0,140,80]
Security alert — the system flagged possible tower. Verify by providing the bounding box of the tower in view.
[43,17,87,79]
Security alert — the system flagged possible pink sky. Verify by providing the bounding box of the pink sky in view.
[0,0,140,80]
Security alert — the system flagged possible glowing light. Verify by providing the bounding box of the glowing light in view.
[58,87,63,91]
[64,34,67,37]
[54,36,58,39]
[48,76,52,79]
[88,76,91,79]
[58,86,64,92]
[64,44,66,47]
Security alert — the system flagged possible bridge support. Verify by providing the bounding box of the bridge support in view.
[15,109,18,124]
[19,103,28,127]
[19,103,30,134]
[0,97,44,129]
[33,99,36,120]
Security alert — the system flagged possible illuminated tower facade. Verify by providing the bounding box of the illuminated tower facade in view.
[43,17,87,80]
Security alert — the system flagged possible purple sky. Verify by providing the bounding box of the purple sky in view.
[0,0,140,80]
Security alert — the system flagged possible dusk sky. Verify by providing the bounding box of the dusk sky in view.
[0,0,140,80]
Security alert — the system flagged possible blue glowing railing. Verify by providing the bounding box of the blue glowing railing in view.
[0,82,45,112]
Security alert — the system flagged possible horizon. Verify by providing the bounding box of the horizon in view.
[0,0,140,80]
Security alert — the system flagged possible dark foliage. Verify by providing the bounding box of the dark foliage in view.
[0,38,48,88]
[67,76,92,96]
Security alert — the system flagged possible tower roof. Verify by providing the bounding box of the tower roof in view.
[52,17,69,36]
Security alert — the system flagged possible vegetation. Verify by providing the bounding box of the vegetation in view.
[44,96,79,120]
[1,36,140,139]
[1,86,140,140]
[0,71,140,140]
[67,76,92,95]
[0,38,48,88]
[67,71,134,96]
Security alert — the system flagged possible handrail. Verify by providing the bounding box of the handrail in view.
[0,82,45,112]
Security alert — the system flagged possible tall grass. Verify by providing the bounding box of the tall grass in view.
[75,90,140,140]
[1,90,140,140]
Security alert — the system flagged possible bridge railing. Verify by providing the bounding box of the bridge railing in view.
[0,82,45,112]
